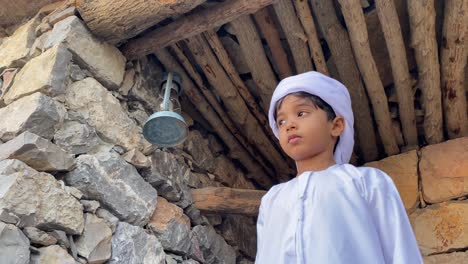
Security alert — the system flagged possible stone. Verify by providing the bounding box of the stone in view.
[184,205,209,226]
[0,131,74,172]
[165,255,177,264]
[205,214,222,227]
[0,222,30,264]
[365,150,419,211]
[143,150,193,206]
[0,158,36,176]
[211,156,242,187]
[0,209,20,224]
[54,120,111,155]
[148,197,191,254]
[410,201,468,255]
[64,185,83,200]
[192,225,236,264]
[48,230,69,248]
[182,260,200,264]
[95,208,119,233]
[183,130,216,172]
[69,63,89,81]
[30,245,75,264]
[420,137,468,203]
[0,160,84,234]
[122,149,151,169]
[65,151,158,226]
[0,16,40,71]
[424,251,468,264]
[109,222,165,264]
[64,78,147,151]
[80,200,100,213]
[220,215,257,258]
[44,16,125,89]
[119,68,135,96]
[188,233,205,263]
[75,213,112,264]
[0,68,18,104]
[48,6,77,25]
[3,44,72,104]
[23,227,57,246]
[0,92,66,142]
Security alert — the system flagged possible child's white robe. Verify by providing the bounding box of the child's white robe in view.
[255,164,423,264]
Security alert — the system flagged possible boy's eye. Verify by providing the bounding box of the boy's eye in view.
[277,119,285,126]
[298,111,306,117]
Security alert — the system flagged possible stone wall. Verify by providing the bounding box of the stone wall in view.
[0,10,257,264]
[366,137,468,263]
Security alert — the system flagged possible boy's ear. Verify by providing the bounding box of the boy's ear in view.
[330,116,345,137]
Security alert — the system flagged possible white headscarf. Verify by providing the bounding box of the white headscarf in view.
[268,71,354,164]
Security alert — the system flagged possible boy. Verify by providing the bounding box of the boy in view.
[255,71,423,263]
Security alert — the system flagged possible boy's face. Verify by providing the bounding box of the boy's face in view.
[275,94,343,162]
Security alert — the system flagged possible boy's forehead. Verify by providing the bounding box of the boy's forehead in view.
[278,94,316,109]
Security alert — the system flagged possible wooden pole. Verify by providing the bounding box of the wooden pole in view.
[292,0,329,75]
[440,0,468,138]
[253,7,293,79]
[407,0,444,144]
[155,49,273,188]
[337,0,400,156]
[230,15,279,113]
[272,0,313,73]
[121,0,278,59]
[311,0,379,161]
[191,187,265,216]
[375,0,418,148]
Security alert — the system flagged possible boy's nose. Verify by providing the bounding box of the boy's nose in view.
[286,121,297,131]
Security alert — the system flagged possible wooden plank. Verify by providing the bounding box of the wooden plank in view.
[272,0,313,73]
[407,0,444,144]
[337,0,400,156]
[311,0,379,162]
[440,0,468,138]
[155,48,273,188]
[191,187,266,216]
[122,0,278,59]
[375,0,418,148]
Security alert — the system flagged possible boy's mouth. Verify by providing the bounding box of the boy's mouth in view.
[288,134,301,144]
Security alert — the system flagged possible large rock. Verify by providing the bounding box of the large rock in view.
[23,226,58,246]
[143,150,193,207]
[0,222,30,264]
[410,201,468,255]
[365,150,419,211]
[0,159,84,234]
[64,78,147,151]
[183,130,216,172]
[3,44,72,104]
[0,92,66,141]
[75,213,112,264]
[0,16,40,71]
[30,245,76,264]
[220,215,257,259]
[54,120,110,155]
[420,137,468,203]
[65,151,157,226]
[0,131,74,171]
[424,251,468,264]
[44,16,125,89]
[192,225,236,264]
[148,197,191,254]
[109,222,165,264]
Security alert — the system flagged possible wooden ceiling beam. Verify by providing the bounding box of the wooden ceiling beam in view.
[121,0,278,60]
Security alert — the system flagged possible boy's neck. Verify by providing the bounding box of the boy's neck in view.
[295,151,336,176]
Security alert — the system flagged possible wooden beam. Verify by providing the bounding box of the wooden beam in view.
[184,34,291,182]
[407,0,444,144]
[230,15,278,113]
[293,0,329,75]
[169,43,275,178]
[155,48,273,188]
[272,0,313,73]
[121,0,278,59]
[440,0,468,138]
[337,0,400,156]
[76,0,206,45]
[375,0,418,148]
[191,187,266,216]
[311,0,379,162]
[253,7,293,79]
